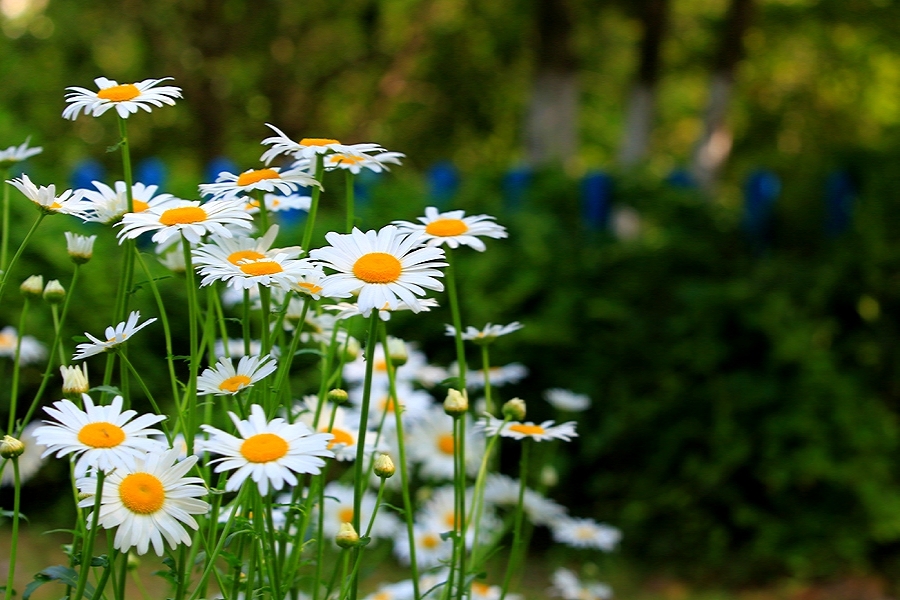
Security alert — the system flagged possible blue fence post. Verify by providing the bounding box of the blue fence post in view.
[742,169,781,246]
[70,158,105,190]
[502,167,531,214]
[204,156,239,185]
[824,170,855,237]
[582,171,613,231]
[426,161,459,209]
[136,157,168,189]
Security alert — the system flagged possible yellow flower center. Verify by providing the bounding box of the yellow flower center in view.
[49,202,62,210]
[97,83,141,102]
[0,332,14,349]
[77,422,126,448]
[159,206,208,226]
[374,359,388,372]
[444,511,459,529]
[218,374,252,393]
[328,154,363,165]
[228,250,267,265]
[437,434,455,455]
[132,199,149,212]
[509,424,546,436]
[421,533,440,549]
[379,396,398,413]
[240,432,289,463]
[296,281,323,295]
[425,218,468,237]
[236,169,280,187]
[300,138,339,146]
[244,200,261,210]
[472,583,491,595]
[353,252,402,284]
[118,472,165,515]
[339,507,355,523]
[327,427,354,449]
[239,260,284,276]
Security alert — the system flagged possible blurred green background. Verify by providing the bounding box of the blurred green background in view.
[4,0,900,596]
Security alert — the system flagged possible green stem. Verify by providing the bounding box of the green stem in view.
[455,415,468,600]
[181,236,200,455]
[3,459,20,600]
[445,252,467,390]
[468,418,508,568]
[481,344,494,416]
[0,212,45,305]
[345,169,355,232]
[499,441,530,600]
[7,298,29,434]
[1,170,10,273]
[300,155,325,255]
[51,304,65,366]
[118,351,174,444]
[72,470,105,600]
[188,485,249,600]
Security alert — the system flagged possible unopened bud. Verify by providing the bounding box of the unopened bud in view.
[42,279,65,304]
[0,435,24,459]
[343,337,361,362]
[60,364,89,398]
[443,388,469,416]
[385,337,408,367]
[540,465,559,488]
[335,522,360,548]
[65,232,96,264]
[126,552,141,571]
[76,492,93,502]
[502,398,526,421]
[327,388,349,405]
[20,275,44,298]
[373,453,395,479]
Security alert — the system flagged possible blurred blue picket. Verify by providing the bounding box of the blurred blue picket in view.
[503,166,531,213]
[582,171,613,230]
[824,170,855,237]
[135,157,168,189]
[69,158,105,190]
[742,169,781,243]
[426,161,459,208]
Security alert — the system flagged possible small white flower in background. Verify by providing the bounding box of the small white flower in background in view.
[196,354,277,396]
[72,310,157,361]
[0,325,47,365]
[446,321,523,344]
[470,581,521,600]
[34,393,166,477]
[0,422,47,487]
[78,180,176,224]
[392,519,454,569]
[406,406,484,479]
[296,398,380,462]
[323,297,440,322]
[0,138,42,167]
[6,174,89,217]
[544,388,591,412]
[316,481,399,543]
[311,225,447,317]
[60,363,90,397]
[64,232,97,264]
[116,198,253,246]
[323,149,405,174]
[550,516,621,551]
[483,473,568,527]
[198,404,334,495]
[76,448,209,556]
[63,76,182,120]
[393,206,508,252]
[549,568,613,600]
[249,192,311,214]
[198,166,321,201]
[463,362,529,388]
[478,415,578,442]
[158,247,186,273]
[260,123,384,164]
[363,579,416,600]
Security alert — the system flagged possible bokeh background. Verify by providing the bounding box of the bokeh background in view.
[4,0,900,597]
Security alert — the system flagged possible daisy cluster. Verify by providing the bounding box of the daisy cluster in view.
[0,75,613,600]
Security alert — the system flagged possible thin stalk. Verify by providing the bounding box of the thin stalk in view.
[3,459,20,600]
[481,344,494,416]
[445,252,467,390]
[118,351,174,444]
[50,304,65,365]
[72,470,105,600]
[468,419,508,567]
[454,415,468,600]
[188,485,249,600]
[345,169,355,232]
[300,155,325,255]
[0,170,10,273]
[181,236,200,455]
[499,441,530,600]
[7,298,30,434]
[0,212,44,305]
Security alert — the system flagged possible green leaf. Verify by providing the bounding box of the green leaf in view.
[89,385,122,396]
[106,141,124,153]
[23,566,94,600]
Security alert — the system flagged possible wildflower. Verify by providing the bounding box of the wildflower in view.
[297,400,379,462]
[483,473,568,527]
[64,232,97,264]
[34,394,165,477]
[479,415,577,442]
[116,198,253,246]
[193,229,312,291]
[406,406,483,479]
[0,326,47,365]
[196,354,277,396]
[374,453,395,478]
[550,516,621,551]
[385,336,408,366]
[311,225,447,317]
[0,422,46,486]
[60,363,90,398]
[7,174,88,216]
[199,166,320,201]
[466,362,529,389]
[260,123,384,164]
[72,310,157,361]
[324,150,405,174]
[445,321,523,344]
[63,77,182,120]
[549,568,613,600]
[76,448,209,556]
[317,481,399,543]
[78,180,176,224]
[323,298,440,321]
[393,206,507,252]
[544,388,590,412]
[19,275,43,298]
[198,404,334,495]
[0,138,42,168]
[251,192,311,214]
[393,521,453,568]
[42,279,65,304]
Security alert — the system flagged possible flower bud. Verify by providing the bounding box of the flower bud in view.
[443,388,469,417]
[60,364,89,399]
[42,279,66,304]
[327,388,349,405]
[65,232,97,264]
[343,336,361,362]
[502,398,526,422]
[385,336,408,367]
[335,522,360,548]
[20,274,44,298]
[540,465,559,488]
[0,435,24,459]
[373,453,395,479]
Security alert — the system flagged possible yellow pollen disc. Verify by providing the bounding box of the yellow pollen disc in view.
[328,154,363,165]
[327,428,354,449]
[237,169,280,186]
[0,333,14,349]
[228,250,267,265]
[374,359,387,372]
[379,396,398,412]
[297,281,323,294]
[425,218,468,237]
[421,533,440,549]
[240,433,289,463]
[472,583,491,595]
[300,138,339,146]
[78,421,126,448]
[159,206,208,226]
[219,374,252,393]
[239,260,284,276]
[97,83,141,102]
[339,507,354,523]
[437,434,455,455]
[509,424,546,436]
[49,202,62,210]
[444,512,458,529]
[352,252,402,284]
[244,200,261,210]
[119,472,165,515]
[132,199,149,212]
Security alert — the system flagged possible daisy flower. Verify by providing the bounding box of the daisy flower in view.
[324,150,405,174]
[63,76,182,120]
[78,180,176,224]
[445,321,523,344]
[198,404,334,495]
[324,297,440,322]
[465,362,529,389]
[260,123,384,164]
[0,138,42,168]
[0,422,46,487]
[196,251,315,291]
[64,232,97,263]
[0,325,47,365]
[196,354,277,396]
[297,399,380,462]
[34,394,166,477]
[544,388,590,412]
[393,207,507,252]
[406,406,484,480]
[116,198,253,246]
[550,568,613,600]
[248,192,311,214]
[483,473,568,526]
[6,174,88,217]
[199,165,320,201]
[76,448,208,555]
[72,310,157,361]
[550,516,621,551]
[392,520,453,568]
[310,225,447,317]
[479,415,577,442]
[317,481,400,542]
